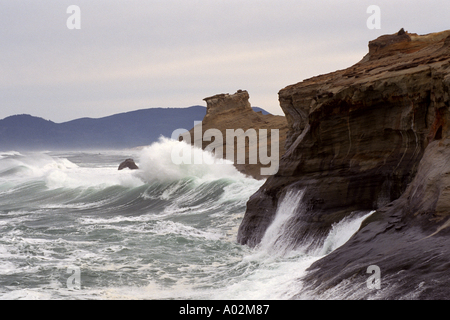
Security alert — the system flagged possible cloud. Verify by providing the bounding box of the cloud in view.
[1,0,449,121]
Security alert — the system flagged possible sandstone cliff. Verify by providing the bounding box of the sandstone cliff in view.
[187,90,289,180]
[237,29,450,299]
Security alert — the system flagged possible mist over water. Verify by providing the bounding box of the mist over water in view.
[0,139,372,300]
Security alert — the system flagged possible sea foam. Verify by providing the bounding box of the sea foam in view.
[137,137,248,183]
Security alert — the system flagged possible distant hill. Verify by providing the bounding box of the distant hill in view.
[0,106,271,151]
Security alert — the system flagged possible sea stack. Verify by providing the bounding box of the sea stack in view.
[203,90,253,118]
[238,29,450,299]
[188,90,289,180]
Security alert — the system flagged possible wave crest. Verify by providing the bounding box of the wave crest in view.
[137,138,248,183]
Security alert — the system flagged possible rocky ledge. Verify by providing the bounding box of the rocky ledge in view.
[188,90,289,180]
[237,29,450,299]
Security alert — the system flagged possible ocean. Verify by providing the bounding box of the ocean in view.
[0,138,372,300]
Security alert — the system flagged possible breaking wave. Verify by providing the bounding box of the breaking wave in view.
[0,139,373,300]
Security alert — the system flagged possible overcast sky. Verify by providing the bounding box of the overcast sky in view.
[1,0,449,122]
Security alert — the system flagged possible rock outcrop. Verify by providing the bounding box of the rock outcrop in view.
[118,158,139,170]
[187,90,289,180]
[237,29,450,298]
[300,138,450,299]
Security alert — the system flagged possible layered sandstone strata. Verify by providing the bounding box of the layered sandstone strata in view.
[188,90,289,180]
[237,29,450,298]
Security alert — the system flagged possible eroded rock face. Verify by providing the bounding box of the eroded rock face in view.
[187,90,289,180]
[300,138,450,299]
[203,90,253,118]
[238,29,450,246]
[237,29,450,298]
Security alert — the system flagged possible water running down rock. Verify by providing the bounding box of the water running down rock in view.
[237,29,450,299]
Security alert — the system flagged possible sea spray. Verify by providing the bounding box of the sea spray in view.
[0,146,264,299]
[0,152,143,190]
[316,211,375,256]
[257,189,306,257]
[210,192,376,300]
[205,206,375,300]
[138,137,246,183]
[0,144,374,300]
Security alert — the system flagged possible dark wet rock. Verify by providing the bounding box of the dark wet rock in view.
[300,140,450,299]
[118,158,139,170]
[238,29,450,247]
[237,29,450,298]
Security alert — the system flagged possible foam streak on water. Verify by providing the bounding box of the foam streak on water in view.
[0,140,373,300]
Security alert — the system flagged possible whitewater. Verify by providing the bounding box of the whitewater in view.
[0,138,373,300]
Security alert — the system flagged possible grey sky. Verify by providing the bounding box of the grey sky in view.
[1,0,449,122]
